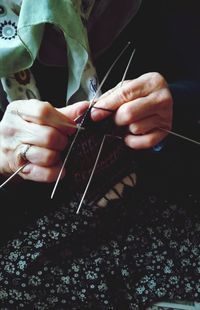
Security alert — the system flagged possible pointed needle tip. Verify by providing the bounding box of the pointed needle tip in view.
[0,163,27,190]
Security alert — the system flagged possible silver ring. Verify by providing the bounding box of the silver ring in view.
[19,144,31,162]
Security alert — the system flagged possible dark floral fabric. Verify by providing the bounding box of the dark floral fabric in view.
[0,184,199,309]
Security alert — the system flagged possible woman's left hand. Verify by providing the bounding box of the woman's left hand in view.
[90,72,173,149]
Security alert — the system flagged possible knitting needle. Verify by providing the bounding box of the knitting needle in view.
[0,125,84,191]
[11,109,85,131]
[50,42,132,199]
[90,41,132,107]
[159,127,200,146]
[76,47,136,213]
[76,135,106,214]
[76,126,200,213]
[120,48,136,87]
[0,163,27,189]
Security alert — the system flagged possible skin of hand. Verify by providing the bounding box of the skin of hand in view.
[90,72,173,149]
[0,99,89,183]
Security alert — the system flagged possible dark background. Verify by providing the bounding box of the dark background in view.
[94,0,200,195]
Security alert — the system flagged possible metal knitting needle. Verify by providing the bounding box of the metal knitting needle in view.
[76,126,200,212]
[0,163,27,189]
[159,127,200,146]
[76,47,136,213]
[51,42,132,199]
[11,110,85,130]
[62,123,85,130]
[76,134,124,214]
[120,48,136,87]
[0,122,85,190]
[90,48,136,113]
[76,135,106,214]
[89,41,132,108]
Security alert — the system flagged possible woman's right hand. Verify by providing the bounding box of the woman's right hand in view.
[0,99,88,183]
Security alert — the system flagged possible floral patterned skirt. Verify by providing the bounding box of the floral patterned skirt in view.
[0,178,200,310]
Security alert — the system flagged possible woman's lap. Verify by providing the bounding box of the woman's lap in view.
[0,184,199,309]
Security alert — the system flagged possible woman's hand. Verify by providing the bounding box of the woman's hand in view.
[90,72,173,149]
[0,99,88,182]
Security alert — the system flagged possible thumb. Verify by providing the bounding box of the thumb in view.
[57,101,89,122]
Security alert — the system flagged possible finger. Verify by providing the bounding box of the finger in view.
[9,100,76,135]
[128,115,171,135]
[19,161,66,183]
[114,88,172,126]
[91,73,167,121]
[21,145,60,167]
[14,144,29,168]
[59,101,89,121]
[91,81,133,109]
[124,130,168,150]
[19,121,68,151]
[93,82,129,101]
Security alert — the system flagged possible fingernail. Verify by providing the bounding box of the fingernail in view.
[90,108,101,121]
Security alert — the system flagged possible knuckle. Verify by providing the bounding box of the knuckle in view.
[46,129,67,150]
[152,72,162,80]
[119,84,134,103]
[158,89,170,104]
[153,72,164,84]
[149,72,166,89]
[155,89,173,109]
[45,128,57,145]
[0,123,14,137]
[36,101,52,119]
[0,140,9,155]
[28,99,40,105]
[46,150,59,165]
[6,100,22,111]
[119,87,128,103]
[161,88,170,101]
[118,104,133,124]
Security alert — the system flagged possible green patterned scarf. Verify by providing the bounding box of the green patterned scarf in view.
[0,0,98,108]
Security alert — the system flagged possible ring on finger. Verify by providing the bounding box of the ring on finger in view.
[19,144,31,162]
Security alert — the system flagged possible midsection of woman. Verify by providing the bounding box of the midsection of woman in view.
[0,0,199,309]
